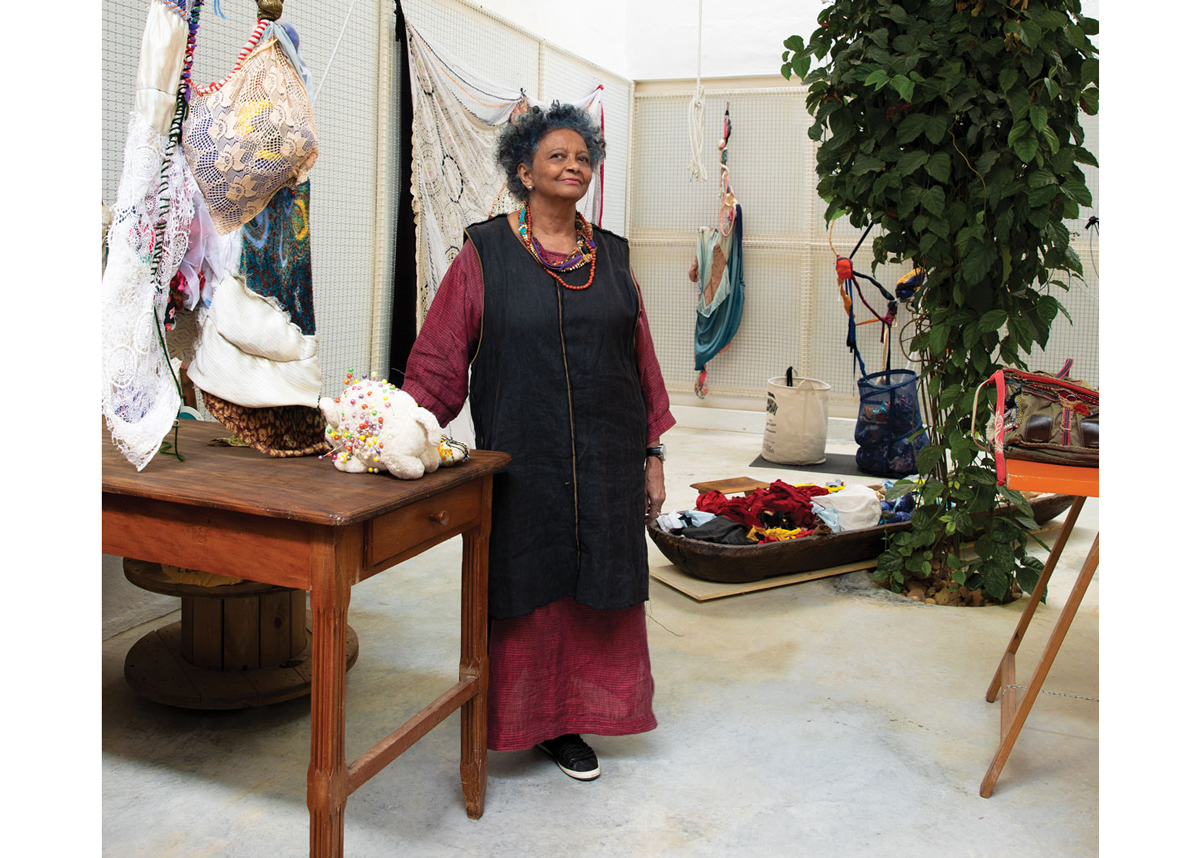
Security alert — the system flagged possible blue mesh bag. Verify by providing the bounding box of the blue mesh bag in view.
[854,369,929,477]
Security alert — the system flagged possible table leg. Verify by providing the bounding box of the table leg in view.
[986,496,1086,703]
[307,532,355,858]
[979,533,1099,798]
[459,479,492,819]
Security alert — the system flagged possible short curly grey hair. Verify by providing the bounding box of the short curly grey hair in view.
[496,101,606,202]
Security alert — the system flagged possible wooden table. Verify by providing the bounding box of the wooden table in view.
[979,459,1099,798]
[102,420,510,856]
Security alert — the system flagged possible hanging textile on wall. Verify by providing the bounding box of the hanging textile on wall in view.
[102,0,327,468]
[101,0,194,470]
[403,20,604,323]
[184,5,327,457]
[688,105,745,398]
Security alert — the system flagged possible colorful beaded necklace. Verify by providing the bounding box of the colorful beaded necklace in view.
[517,201,597,290]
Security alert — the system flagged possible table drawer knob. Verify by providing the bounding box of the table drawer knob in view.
[430,510,451,526]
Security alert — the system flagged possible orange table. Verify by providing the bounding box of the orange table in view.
[103,421,510,856]
[980,459,1099,797]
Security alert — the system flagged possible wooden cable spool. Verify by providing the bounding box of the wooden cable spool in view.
[121,558,358,710]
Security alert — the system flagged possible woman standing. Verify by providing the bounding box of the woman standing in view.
[403,102,674,781]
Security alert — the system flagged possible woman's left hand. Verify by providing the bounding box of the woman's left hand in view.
[644,456,666,524]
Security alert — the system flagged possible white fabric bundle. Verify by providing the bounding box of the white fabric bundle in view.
[187,274,322,409]
[812,484,882,533]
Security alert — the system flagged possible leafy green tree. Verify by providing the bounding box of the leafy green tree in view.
[782,0,1098,601]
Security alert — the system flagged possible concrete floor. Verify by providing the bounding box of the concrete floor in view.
[102,426,1099,857]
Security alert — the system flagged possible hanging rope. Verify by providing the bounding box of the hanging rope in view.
[686,0,707,181]
[833,223,899,376]
[312,0,358,106]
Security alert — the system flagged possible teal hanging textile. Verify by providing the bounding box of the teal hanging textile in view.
[691,106,744,397]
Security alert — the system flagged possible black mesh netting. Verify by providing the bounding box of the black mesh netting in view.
[854,369,930,477]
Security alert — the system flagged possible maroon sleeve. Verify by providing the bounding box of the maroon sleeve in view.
[400,242,483,427]
[632,269,676,445]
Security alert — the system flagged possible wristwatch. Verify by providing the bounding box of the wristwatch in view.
[646,444,665,462]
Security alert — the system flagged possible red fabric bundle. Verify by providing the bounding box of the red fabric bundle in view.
[695,480,831,531]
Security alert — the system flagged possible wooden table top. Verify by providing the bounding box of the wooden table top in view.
[102,420,510,526]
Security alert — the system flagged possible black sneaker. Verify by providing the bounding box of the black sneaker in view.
[536,734,600,781]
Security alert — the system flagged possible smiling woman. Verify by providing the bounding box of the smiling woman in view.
[401,101,675,782]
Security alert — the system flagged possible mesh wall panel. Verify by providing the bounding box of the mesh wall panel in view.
[101,0,394,400]
[401,0,633,239]
[542,45,633,235]
[630,81,1101,410]
[402,0,541,104]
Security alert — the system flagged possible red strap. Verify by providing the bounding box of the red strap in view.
[991,370,1008,485]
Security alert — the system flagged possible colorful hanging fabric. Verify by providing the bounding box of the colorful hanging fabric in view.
[186,177,328,458]
[403,20,604,322]
[101,0,195,470]
[239,181,316,336]
[690,106,744,397]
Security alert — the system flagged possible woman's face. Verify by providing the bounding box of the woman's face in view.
[519,128,593,204]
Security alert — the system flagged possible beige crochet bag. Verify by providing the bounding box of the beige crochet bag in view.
[182,24,318,234]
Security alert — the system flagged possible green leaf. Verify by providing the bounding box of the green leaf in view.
[1028,105,1048,133]
[976,149,1000,177]
[1020,52,1042,80]
[998,68,1018,93]
[896,113,929,144]
[922,186,946,216]
[1007,121,1031,149]
[1080,16,1100,36]
[896,150,929,176]
[890,75,915,102]
[925,151,951,183]
[1020,20,1044,49]
[1027,183,1058,207]
[865,68,890,89]
[1016,567,1041,595]
[783,35,805,52]
[924,114,950,144]
[1041,126,1061,155]
[1081,58,1099,87]
[1036,10,1069,31]
[916,443,943,475]
[962,244,997,286]
[1036,294,1061,323]
[978,309,1007,332]
[1044,78,1060,100]
[928,322,950,355]
[851,156,885,176]
[1062,178,1093,206]
[1014,134,1038,163]
[982,568,1012,601]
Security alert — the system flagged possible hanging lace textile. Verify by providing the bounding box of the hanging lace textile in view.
[184,9,327,457]
[689,106,744,398]
[101,0,194,470]
[403,20,604,322]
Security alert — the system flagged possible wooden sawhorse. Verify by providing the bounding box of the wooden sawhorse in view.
[980,459,1099,798]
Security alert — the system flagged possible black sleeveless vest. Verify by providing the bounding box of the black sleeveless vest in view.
[465,214,648,620]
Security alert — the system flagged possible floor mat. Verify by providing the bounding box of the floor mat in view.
[749,452,877,477]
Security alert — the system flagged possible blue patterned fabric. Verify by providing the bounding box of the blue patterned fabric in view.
[239,181,315,335]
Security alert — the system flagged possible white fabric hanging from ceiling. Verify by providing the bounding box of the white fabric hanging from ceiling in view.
[404,20,603,323]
